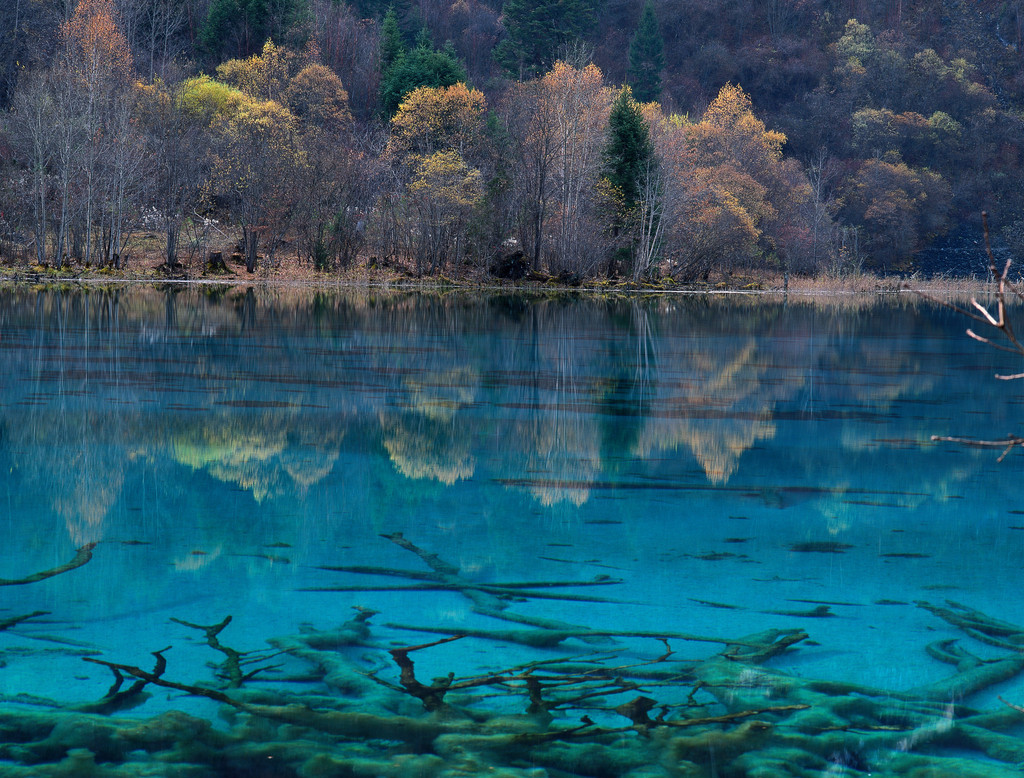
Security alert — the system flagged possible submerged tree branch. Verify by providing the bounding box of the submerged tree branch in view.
[0,543,97,586]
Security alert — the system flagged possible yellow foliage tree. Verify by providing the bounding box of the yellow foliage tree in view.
[216,39,295,103]
[210,97,307,272]
[387,83,487,159]
[688,83,786,185]
[216,40,352,133]
[178,75,251,124]
[406,149,483,274]
[285,63,352,131]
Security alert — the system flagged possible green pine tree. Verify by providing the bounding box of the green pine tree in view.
[200,0,310,62]
[380,6,404,74]
[628,1,665,103]
[603,86,660,278]
[379,36,467,115]
[494,0,598,78]
[604,85,655,213]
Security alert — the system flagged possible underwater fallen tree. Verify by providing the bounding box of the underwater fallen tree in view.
[4,535,1024,776]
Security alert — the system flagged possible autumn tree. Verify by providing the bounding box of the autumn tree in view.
[671,83,822,277]
[285,61,352,130]
[501,61,610,276]
[406,150,483,274]
[214,40,354,130]
[208,92,307,272]
[841,157,951,271]
[386,83,488,273]
[48,0,143,268]
[386,82,487,159]
[216,39,296,103]
[627,1,664,103]
[627,85,816,281]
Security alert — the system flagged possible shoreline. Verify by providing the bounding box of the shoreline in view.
[0,264,1002,300]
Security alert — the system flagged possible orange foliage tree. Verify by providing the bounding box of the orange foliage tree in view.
[52,0,141,268]
[636,84,829,280]
[842,158,951,270]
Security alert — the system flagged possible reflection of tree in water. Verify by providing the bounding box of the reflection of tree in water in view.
[170,416,343,502]
[52,439,127,545]
[2,286,354,543]
[0,286,993,538]
[500,301,607,507]
[371,298,482,485]
[6,289,133,544]
[380,412,476,485]
[631,339,781,484]
[399,367,478,421]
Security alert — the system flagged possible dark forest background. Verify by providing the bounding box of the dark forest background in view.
[1,0,1022,280]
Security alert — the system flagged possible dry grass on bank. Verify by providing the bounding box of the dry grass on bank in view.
[0,234,1010,302]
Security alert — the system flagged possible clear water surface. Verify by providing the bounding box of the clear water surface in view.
[1,285,1023,777]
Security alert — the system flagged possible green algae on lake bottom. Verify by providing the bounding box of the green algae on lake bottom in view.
[4,537,1024,777]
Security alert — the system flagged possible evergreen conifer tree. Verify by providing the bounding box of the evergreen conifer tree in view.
[380,6,404,74]
[379,34,467,115]
[494,0,598,78]
[628,1,665,103]
[603,85,659,276]
[604,85,655,213]
[200,0,310,62]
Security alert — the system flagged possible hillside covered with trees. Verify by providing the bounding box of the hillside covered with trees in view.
[1,0,1023,281]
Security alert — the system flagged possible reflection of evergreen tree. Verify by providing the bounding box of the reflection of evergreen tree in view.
[596,304,656,468]
[0,287,979,540]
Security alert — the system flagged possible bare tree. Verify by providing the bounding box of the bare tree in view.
[502,62,611,277]
[311,0,380,118]
[137,75,210,268]
[6,71,57,264]
[630,159,666,282]
[927,214,1024,460]
[502,79,559,272]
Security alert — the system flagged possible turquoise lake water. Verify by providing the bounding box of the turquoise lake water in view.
[1,285,1024,776]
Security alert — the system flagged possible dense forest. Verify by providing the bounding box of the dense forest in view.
[1,0,1022,281]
